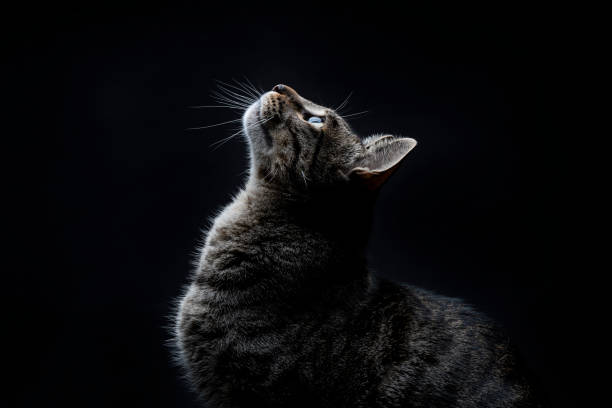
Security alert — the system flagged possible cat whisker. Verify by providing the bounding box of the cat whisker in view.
[243,76,264,95]
[211,85,254,104]
[210,132,242,150]
[210,93,251,109]
[230,78,262,100]
[188,105,244,110]
[217,79,260,101]
[210,117,271,150]
[215,83,257,106]
[186,118,243,131]
[211,91,251,106]
[334,91,353,113]
[340,110,369,119]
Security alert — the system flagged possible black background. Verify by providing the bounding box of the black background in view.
[6,2,576,407]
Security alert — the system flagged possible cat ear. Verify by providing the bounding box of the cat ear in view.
[349,135,417,191]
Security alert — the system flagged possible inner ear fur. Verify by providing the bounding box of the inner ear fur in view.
[349,135,417,191]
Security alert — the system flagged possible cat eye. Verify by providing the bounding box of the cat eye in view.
[307,116,323,124]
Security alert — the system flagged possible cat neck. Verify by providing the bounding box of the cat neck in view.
[244,177,376,251]
[199,178,374,302]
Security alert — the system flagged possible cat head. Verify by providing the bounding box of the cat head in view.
[243,84,417,194]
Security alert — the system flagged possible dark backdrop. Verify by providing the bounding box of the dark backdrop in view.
[6,2,575,407]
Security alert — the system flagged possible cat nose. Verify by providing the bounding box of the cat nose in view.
[272,84,301,101]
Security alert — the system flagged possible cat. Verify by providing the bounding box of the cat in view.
[174,84,542,407]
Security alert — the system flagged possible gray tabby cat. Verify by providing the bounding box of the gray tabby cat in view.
[175,84,541,407]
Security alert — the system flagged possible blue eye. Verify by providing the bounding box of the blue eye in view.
[308,116,323,124]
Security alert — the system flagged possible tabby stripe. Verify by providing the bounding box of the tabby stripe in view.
[308,130,325,175]
[287,126,302,172]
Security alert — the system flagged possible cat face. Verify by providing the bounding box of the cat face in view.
[243,84,417,192]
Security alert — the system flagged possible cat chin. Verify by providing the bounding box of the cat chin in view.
[242,98,260,131]
[242,99,274,161]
